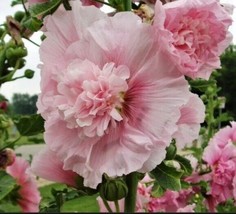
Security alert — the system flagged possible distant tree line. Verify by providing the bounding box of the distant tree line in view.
[11,93,38,115]
[0,93,38,115]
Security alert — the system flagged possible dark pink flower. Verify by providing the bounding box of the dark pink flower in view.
[6,157,41,212]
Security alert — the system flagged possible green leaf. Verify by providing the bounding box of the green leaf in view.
[29,0,61,18]
[174,155,193,176]
[0,171,17,201]
[189,79,216,92]
[165,141,177,160]
[22,16,42,32]
[150,162,183,191]
[13,114,45,136]
[151,182,165,198]
[61,195,99,212]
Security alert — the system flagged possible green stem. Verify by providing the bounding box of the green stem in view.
[124,172,139,212]
[123,0,132,11]
[114,200,120,213]
[102,198,113,213]
[0,136,21,151]
[23,37,40,47]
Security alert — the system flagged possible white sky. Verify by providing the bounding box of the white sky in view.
[0,0,235,101]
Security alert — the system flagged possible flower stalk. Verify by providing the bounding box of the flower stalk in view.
[124,172,139,212]
[123,0,132,11]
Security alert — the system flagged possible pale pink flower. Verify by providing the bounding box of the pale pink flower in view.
[31,146,79,187]
[37,1,192,188]
[6,157,41,212]
[153,0,233,79]
[173,93,205,149]
[202,122,236,208]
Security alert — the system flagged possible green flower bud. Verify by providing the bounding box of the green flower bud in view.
[24,69,34,79]
[14,11,25,23]
[6,47,27,60]
[165,142,177,160]
[18,58,26,69]
[0,114,11,129]
[99,176,128,201]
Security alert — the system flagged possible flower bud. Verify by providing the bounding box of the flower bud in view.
[165,142,177,160]
[0,114,11,129]
[99,175,128,201]
[6,47,27,60]
[14,11,25,23]
[0,148,16,169]
[24,69,35,79]
[0,101,8,111]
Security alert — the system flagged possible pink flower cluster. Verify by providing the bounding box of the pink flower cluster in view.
[97,174,196,212]
[202,122,236,211]
[33,0,231,189]
[6,157,41,212]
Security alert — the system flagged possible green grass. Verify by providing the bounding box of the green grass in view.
[39,183,100,212]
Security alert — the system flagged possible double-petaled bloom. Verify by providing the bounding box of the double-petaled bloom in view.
[34,0,209,188]
[153,0,233,79]
[202,122,236,211]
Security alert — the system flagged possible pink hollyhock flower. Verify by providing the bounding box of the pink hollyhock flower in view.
[202,122,236,209]
[37,0,192,188]
[31,146,79,187]
[153,0,233,79]
[6,157,41,212]
[173,93,205,149]
[149,188,195,212]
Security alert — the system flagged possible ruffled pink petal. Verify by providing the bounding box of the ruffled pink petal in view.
[31,146,79,187]
[153,0,233,79]
[173,93,205,149]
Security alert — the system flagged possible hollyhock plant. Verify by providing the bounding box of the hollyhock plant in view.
[202,121,236,210]
[31,146,79,188]
[6,157,41,212]
[153,0,233,79]
[36,0,195,188]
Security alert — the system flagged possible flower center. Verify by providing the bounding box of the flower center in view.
[57,61,130,138]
